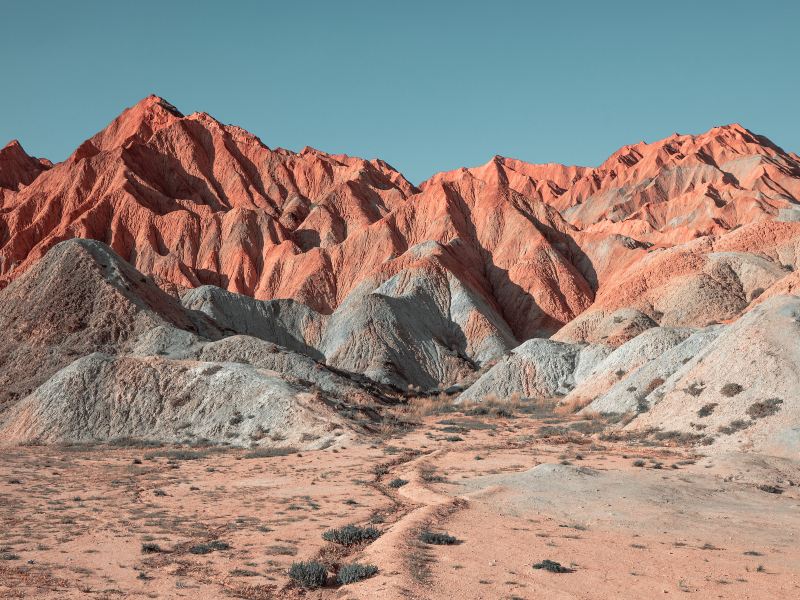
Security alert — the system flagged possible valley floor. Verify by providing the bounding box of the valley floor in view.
[1,408,798,599]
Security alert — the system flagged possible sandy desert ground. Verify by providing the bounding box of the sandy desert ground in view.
[2,401,798,600]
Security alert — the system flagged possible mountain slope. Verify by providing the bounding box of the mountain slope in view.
[2,96,800,389]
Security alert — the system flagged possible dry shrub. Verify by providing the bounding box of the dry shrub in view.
[555,396,592,415]
[579,409,602,421]
[645,377,665,394]
[405,391,533,420]
[406,394,454,418]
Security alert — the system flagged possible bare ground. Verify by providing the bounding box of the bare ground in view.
[1,407,798,599]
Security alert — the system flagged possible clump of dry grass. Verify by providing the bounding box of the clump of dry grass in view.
[404,391,531,419]
[555,396,592,415]
[462,393,528,417]
[405,394,456,418]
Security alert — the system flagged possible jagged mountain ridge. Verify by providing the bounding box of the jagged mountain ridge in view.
[2,95,800,389]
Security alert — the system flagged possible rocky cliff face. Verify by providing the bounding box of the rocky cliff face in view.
[2,96,800,394]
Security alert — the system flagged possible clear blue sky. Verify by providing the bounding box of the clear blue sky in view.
[1,0,798,183]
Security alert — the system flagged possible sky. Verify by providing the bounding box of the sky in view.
[1,0,798,184]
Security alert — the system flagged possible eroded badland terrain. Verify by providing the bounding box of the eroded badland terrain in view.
[1,96,800,598]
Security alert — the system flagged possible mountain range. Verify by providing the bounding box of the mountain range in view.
[1,95,798,453]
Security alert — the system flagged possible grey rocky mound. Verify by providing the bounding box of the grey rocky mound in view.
[183,240,519,390]
[0,239,392,446]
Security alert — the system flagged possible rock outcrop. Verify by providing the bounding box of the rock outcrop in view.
[0,239,395,445]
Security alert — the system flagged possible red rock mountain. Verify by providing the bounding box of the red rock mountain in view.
[2,95,800,388]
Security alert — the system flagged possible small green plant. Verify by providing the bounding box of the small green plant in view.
[419,530,459,545]
[532,559,574,573]
[322,525,381,546]
[288,561,327,589]
[337,562,378,584]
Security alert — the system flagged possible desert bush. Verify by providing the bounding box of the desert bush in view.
[685,382,705,397]
[532,559,574,573]
[322,525,381,546]
[406,394,456,417]
[265,544,297,555]
[419,465,446,482]
[141,543,163,554]
[632,459,646,467]
[554,396,592,415]
[288,561,327,589]
[645,377,665,393]
[697,403,717,417]
[718,419,751,435]
[144,449,208,461]
[419,530,459,545]
[108,437,162,448]
[438,418,495,431]
[337,562,378,584]
[747,398,783,419]
[653,430,708,445]
[189,540,230,555]
[388,478,408,488]
[462,393,523,418]
[720,383,743,397]
[243,446,298,459]
[568,420,605,434]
